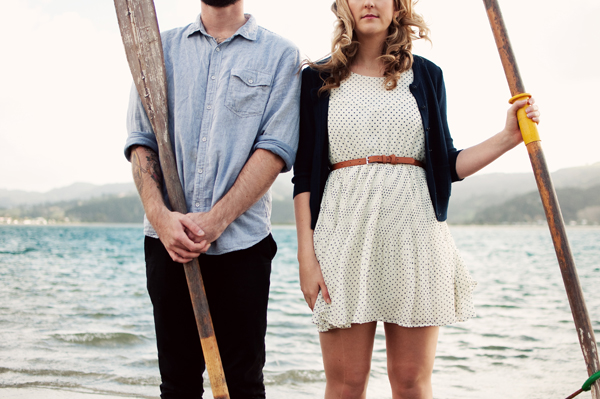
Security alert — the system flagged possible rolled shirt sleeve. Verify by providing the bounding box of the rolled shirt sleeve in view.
[124,84,159,161]
[253,47,301,172]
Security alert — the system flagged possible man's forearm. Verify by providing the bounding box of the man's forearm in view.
[131,145,168,222]
[131,145,208,260]
[202,149,285,234]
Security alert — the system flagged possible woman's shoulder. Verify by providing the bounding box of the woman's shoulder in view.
[301,59,331,78]
[301,65,321,79]
[412,55,443,76]
[301,61,331,93]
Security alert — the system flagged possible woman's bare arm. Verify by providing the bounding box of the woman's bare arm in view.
[456,98,540,179]
[294,192,331,310]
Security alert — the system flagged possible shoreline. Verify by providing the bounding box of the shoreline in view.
[0,387,151,399]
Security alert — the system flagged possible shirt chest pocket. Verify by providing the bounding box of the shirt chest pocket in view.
[225,69,273,118]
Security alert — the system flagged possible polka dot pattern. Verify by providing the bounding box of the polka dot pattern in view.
[311,70,476,332]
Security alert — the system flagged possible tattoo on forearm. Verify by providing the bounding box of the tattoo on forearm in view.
[146,151,163,190]
[132,147,163,194]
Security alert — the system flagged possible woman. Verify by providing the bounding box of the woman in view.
[292,0,540,398]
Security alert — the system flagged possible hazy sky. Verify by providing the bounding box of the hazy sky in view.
[0,0,598,192]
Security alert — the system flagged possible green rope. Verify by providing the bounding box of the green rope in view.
[582,370,600,392]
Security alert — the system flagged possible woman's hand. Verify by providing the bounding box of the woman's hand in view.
[503,97,541,146]
[299,252,331,311]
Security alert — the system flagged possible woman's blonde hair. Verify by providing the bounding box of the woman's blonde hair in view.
[307,0,430,94]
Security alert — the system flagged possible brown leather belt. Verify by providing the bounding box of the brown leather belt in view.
[331,155,425,171]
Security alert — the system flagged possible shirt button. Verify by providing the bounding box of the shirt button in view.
[207,105,212,110]
[198,169,203,174]
[215,47,221,52]
[211,75,216,80]
[202,137,207,142]
[248,79,254,84]
[195,202,200,208]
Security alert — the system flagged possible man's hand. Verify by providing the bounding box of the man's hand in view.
[152,207,210,263]
[185,211,228,252]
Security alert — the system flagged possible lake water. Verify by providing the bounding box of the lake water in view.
[0,225,599,398]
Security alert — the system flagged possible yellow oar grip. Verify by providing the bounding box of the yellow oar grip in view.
[509,93,540,145]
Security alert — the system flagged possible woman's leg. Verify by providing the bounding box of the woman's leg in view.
[384,324,439,399]
[320,322,378,399]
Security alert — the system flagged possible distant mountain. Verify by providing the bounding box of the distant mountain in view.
[471,185,600,225]
[65,196,146,223]
[270,164,600,225]
[447,163,600,224]
[0,195,145,224]
[0,182,136,208]
[0,176,295,224]
[2,163,599,225]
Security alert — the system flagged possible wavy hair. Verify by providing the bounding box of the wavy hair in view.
[307,0,430,94]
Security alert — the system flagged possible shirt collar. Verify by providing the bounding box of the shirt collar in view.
[187,13,258,41]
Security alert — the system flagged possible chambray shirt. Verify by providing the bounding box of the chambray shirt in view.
[124,14,301,255]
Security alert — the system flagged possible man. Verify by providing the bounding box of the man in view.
[124,0,300,397]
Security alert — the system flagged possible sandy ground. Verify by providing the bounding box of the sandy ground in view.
[0,388,148,398]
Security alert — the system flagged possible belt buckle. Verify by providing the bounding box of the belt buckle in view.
[365,155,376,165]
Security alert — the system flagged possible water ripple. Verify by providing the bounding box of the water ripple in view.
[0,248,37,255]
[265,369,326,385]
[51,332,147,347]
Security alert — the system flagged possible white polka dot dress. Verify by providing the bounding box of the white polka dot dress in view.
[311,70,476,332]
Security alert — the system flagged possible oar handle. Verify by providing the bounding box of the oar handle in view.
[509,93,540,145]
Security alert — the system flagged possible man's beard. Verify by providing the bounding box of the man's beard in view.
[201,0,240,7]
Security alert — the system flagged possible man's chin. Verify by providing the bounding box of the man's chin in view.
[201,0,240,8]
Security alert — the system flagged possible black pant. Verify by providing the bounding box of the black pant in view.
[145,234,276,399]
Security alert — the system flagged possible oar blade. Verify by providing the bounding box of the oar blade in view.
[114,0,169,146]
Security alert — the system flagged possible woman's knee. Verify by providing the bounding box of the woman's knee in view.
[321,323,377,398]
[387,363,432,398]
[326,368,371,398]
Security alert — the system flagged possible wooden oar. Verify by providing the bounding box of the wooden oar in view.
[482,1,600,397]
[113,1,230,397]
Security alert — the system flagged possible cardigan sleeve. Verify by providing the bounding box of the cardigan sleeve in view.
[292,67,318,197]
[434,68,463,183]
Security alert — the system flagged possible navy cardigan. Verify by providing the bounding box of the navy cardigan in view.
[292,55,462,230]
